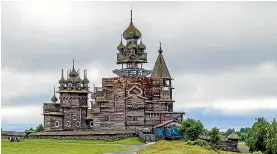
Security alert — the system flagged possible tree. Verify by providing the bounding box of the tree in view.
[209,127,220,147]
[224,128,235,137]
[30,127,34,131]
[240,127,251,133]
[179,118,204,141]
[264,118,277,154]
[203,128,209,135]
[239,132,248,142]
[36,123,44,132]
[236,127,251,142]
[247,117,271,153]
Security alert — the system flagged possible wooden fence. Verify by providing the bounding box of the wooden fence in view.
[138,130,156,143]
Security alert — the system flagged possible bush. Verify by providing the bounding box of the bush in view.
[186,139,208,147]
[194,139,208,146]
[209,127,220,146]
[179,118,204,141]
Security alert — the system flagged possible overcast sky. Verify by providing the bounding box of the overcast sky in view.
[2,1,277,131]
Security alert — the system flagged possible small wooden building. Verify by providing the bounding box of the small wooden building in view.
[154,119,183,140]
[227,132,240,149]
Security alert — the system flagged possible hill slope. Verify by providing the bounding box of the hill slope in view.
[138,140,243,154]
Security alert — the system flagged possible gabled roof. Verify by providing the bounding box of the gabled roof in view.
[151,43,171,79]
[154,120,177,128]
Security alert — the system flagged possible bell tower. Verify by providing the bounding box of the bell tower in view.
[113,10,151,77]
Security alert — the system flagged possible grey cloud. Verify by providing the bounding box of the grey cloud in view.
[2,2,277,111]
[1,93,50,107]
[2,2,277,75]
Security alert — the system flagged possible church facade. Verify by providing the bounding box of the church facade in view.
[43,10,185,132]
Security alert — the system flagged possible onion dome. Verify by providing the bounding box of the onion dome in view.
[123,10,141,40]
[51,87,58,103]
[127,41,137,50]
[117,34,125,51]
[83,78,89,84]
[58,69,67,84]
[76,76,83,83]
[83,69,89,84]
[59,77,67,84]
[69,68,78,77]
[69,60,79,77]
[138,39,146,50]
[51,95,58,103]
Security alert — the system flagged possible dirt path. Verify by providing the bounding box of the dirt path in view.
[238,145,250,153]
[105,142,155,154]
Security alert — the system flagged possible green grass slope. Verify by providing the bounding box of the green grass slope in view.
[1,137,143,154]
[138,140,245,154]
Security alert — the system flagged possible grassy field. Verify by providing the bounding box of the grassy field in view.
[1,137,144,154]
[138,140,248,154]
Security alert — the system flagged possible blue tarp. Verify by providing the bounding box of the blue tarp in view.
[164,127,181,137]
[155,127,182,139]
[155,127,164,137]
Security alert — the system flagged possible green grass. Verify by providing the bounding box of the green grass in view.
[115,137,144,145]
[3,137,144,145]
[1,137,143,154]
[238,142,249,149]
[138,140,245,154]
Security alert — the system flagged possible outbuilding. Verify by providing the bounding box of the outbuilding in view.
[154,119,183,140]
[227,132,240,150]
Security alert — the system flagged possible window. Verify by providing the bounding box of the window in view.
[133,117,138,121]
[76,121,80,127]
[90,121,93,127]
[55,121,59,127]
[73,115,77,120]
[67,121,70,127]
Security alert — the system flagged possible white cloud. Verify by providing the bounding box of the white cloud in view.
[173,61,277,115]
[2,61,277,125]
[1,105,43,125]
[1,68,59,101]
[1,62,113,124]
[1,62,112,104]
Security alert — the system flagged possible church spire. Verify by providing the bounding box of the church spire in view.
[69,59,79,77]
[83,69,90,84]
[51,87,58,103]
[151,43,171,79]
[72,59,75,69]
[117,34,125,51]
[131,9,133,23]
[59,69,66,84]
[158,41,163,53]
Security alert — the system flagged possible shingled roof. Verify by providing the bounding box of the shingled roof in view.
[151,43,171,79]
[228,132,240,140]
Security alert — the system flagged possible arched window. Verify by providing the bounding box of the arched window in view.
[55,121,59,127]
[90,121,93,127]
[73,115,77,120]
[76,121,80,127]
[67,121,70,127]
